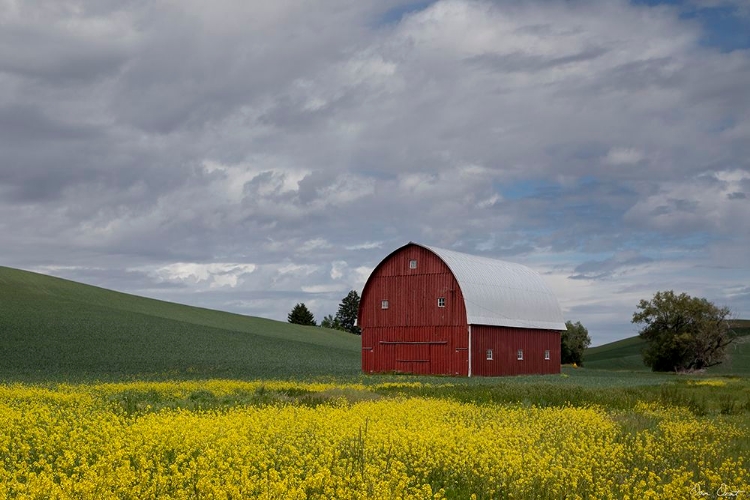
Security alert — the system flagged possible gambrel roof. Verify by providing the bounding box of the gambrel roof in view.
[420,243,566,330]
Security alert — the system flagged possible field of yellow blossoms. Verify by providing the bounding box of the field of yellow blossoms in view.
[1,379,748,499]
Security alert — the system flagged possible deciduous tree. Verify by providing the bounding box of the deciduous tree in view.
[632,290,736,372]
[562,320,591,365]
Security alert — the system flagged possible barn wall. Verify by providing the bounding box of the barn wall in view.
[360,245,468,375]
[470,325,561,376]
[362,326,469,375]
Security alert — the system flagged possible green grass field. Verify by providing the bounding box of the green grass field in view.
[585,319,750,374]
[0,266,361,381]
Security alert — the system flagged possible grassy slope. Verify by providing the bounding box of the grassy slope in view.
[583,336,647,371]
[0,267,361,381]
[585,320,750,374]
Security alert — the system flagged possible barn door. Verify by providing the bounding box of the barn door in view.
[395,343,430,374]
[454,347,468,376]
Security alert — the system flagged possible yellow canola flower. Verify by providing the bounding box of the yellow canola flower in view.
[0,381,747,499]
[687,379,728,387]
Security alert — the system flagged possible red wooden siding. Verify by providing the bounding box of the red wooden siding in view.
[362,326,468,375]
[360,246,469,375]
[471,326,561,376]
[361,274,464,327]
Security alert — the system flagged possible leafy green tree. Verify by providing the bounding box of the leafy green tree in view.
[320,314,344,331]
[562,320,591,365]
[632,290,736,372]
[287,303,316,326]
[335,290,361,335]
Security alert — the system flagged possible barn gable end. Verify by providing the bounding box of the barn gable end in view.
[359,242,565,377]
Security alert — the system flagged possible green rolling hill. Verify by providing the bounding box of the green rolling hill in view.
[585,320,750,374]
[2,264,746,381]
[0,266,361,381]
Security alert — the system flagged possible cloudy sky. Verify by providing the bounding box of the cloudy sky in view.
[2,0,748,345]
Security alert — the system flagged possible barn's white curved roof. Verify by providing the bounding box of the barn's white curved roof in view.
[422,244,566,331]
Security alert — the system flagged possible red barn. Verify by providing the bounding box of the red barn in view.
[359,242,566,376]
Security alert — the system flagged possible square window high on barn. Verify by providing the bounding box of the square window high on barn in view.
[486,349,493,360]
[409,259,417,269]
[381,300,389,309]
[544,350,550,360]
[437,297,445,307]
[517,349,524,360]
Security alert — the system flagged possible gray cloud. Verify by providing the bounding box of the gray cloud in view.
[1,0,749,345]
[570,252,655,280]
[0,104,102,142]
[0,19,133,83]
[465,46,611,74]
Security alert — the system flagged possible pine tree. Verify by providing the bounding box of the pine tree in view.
[287,303,316,326]
[320,314,344,331]
[335,290,361,335]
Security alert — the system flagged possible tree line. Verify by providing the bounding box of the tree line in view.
[287,290,361,335]
[290,288,739,372]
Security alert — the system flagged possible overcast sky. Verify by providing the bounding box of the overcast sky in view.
[2,0,749,345]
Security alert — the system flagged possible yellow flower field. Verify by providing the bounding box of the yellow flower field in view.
[0,380,747,499]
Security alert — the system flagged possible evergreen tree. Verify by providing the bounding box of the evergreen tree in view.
[320,314,344,331]
[335,290,361,335]
[287,303,316,326]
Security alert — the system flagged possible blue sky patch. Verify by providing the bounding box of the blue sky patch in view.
[688,6,750,51]
[497,179,561,200]
[632,0,750,51]
[378,1,436,26]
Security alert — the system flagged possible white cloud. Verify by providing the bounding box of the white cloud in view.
[277,263,318,276]
[344,241,383,251]
[330,260,347,280]
[352,266,374,288]
[476,194,501,209]
[148,262,256,288]
[298,238,332,253]
[604,147,645,165]
[301,283,348,293]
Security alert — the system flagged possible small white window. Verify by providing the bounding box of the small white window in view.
[486,349,493,361]
[544,350,550,360]
[517,349,524,361]
[437,297,445,308]
[409,259,417,269]
[381,300,389,309]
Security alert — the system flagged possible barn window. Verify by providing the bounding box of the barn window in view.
[437,297,446,307]
[381,300,389,309]
[544,350,550,360]
[486,349,493,360]
[409,259,417,269]
[517,349,524,360]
